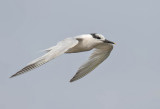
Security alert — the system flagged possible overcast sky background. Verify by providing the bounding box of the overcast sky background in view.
[0,0,160,109]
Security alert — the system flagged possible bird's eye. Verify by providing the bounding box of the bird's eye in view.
[96,36,101,39]
[91,33,101,40]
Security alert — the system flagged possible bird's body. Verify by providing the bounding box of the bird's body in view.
[66,35,97,53]
[10,33,115,82]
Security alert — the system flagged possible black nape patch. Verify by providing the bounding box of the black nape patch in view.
[90,33,101,39]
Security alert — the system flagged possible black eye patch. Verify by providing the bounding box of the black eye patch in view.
[90,33,101,39]
[95,36,101,39]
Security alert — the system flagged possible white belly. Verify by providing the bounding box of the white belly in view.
[66,44,93,53]
[66,41,95,53]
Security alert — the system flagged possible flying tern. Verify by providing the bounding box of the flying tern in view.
[10,33,115,82]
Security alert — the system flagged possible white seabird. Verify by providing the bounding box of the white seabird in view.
[10,33,115,82]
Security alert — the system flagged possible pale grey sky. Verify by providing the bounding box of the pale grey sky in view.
[0,0,160,109]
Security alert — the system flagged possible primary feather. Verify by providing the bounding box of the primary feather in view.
[70,43,113,82]
[10,38,78,78]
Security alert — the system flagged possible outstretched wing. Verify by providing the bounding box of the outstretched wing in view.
[10,38,78,78]
[70,44,113,82]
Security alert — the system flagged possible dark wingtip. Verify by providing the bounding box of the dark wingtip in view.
[70,79,74,82]
[69,76,79,82]
[10,75,15,78]
[70,77,77,82]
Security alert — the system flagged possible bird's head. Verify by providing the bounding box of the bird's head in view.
[90,33,115,45]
